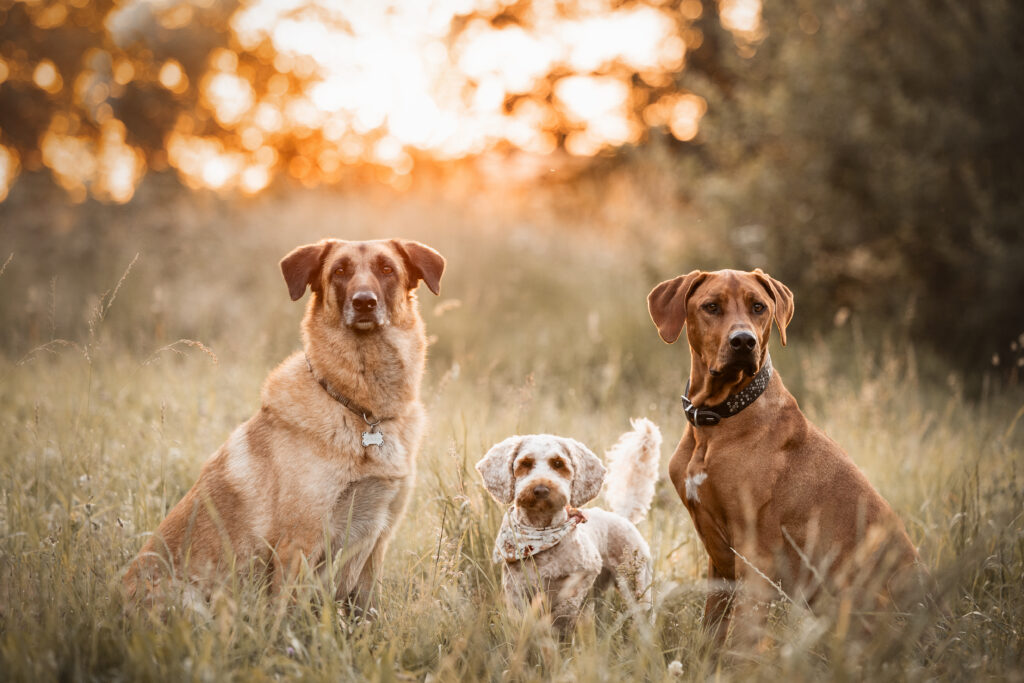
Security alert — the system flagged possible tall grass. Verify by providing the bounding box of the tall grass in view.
[1,188,1022,680]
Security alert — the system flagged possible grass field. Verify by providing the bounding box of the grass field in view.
[1,187,1022,681]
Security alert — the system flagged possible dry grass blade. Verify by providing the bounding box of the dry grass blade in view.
[16,338,87,365]
[88,253,140,335]
[142,339,219,366]
[730,546,804,608]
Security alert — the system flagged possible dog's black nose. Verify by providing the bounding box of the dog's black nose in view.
[532,484,549,498]
[352,291,378,312]
[729,330,757,352]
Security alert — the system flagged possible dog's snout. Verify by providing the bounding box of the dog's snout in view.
[532,484,550,499]
[729,330,757,352]
[352,291,378,312]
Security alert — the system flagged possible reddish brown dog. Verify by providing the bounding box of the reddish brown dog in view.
[124,238,444,608]
[648,268,918,641]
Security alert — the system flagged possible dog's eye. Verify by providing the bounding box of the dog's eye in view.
[752,302,766,313]
[551,459,564,469]
[335,267,345,276]
[703,302,719,314]
[381,265,393,275]
[519,459,533,470]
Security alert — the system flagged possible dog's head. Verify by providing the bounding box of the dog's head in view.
[476,434,606,526]
[280,238,445,333]
[647,268,794,380]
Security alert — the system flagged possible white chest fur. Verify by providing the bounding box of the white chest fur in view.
[685,472,708,503]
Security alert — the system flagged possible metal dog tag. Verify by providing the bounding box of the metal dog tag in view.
[362,430,384,447]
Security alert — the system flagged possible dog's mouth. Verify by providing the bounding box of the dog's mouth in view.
[732,358,760,377]
[711,356,759,378]
[350,318,379,332]
[516,490,566,517]
[345,310,385,332]
[515,501,565,528]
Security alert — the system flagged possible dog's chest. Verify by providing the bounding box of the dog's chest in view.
[680,443,778,557]
[677,439,713,510]
[678,440,755,512]
[329,476,403,545]
[325,413,421,480]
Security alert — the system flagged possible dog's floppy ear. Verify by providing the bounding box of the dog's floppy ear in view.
[752,269,795,346]
[393,240,445,295]
[647,270,708,344]
[280,241,329,301]
[563,438,607,507]
[476,436,522,504]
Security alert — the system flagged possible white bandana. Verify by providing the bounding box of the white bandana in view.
[492,507,587,563]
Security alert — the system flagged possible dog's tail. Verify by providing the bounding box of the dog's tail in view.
[603,417,662,524]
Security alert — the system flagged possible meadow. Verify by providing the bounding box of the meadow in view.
[1,186,1022,681]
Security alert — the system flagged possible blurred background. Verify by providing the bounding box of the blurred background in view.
[2,4,1024,679]
[0,0,1022,379]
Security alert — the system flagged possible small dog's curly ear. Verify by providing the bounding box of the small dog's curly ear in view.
[476,436,522,504]
[280,241,329,301]
[393,240,445,295]
[564,438,607,507]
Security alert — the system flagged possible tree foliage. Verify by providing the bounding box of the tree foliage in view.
[693,0,1024,371]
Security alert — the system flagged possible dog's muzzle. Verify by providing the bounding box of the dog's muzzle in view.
[719,330,759,376]
[516,480,565,510]
[346,291,385,331]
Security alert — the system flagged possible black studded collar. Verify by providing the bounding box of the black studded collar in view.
[681,355,773,427]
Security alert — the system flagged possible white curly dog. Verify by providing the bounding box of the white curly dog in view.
[476,418,662,634]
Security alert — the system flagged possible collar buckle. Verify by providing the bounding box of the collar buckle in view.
[695,410,721,426]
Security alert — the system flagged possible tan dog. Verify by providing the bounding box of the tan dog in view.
[648,268,918,641]
[124,238,445,609]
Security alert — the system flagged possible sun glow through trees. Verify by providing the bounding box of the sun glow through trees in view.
[0,0,762,202]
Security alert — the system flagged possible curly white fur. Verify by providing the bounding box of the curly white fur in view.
[603,417,662,524]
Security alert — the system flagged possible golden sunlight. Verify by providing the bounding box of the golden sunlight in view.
[0,144,18,203]
[719,0,763,40]
[3,0,763,201]
[229,0,684,166]
[33,59,63,94]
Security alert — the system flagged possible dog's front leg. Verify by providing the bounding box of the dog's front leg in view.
[340,476,410,614]
[614,550,654,610]
[703,558,736,643]
[348,543,381,614]
[550,570,598,638]
[271,532,322,599]
[728,548,783,648]
[502,565,539,614]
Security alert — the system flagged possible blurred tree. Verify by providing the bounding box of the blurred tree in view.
[693,0,1024,372]
[0,0,712,199]
[2,0,1020,372]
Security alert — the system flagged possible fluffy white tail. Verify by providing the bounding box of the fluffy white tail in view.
[603,417,662,524]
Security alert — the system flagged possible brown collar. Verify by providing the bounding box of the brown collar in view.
[305,353,390,425]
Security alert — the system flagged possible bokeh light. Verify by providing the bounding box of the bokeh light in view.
[0,0,764,202]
